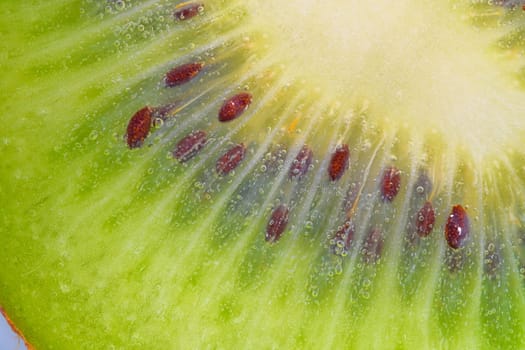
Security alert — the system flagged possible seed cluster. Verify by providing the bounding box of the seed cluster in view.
[125,2,470,265]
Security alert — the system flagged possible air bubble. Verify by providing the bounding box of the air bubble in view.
[115,0,125,10]
[153,118,164,127]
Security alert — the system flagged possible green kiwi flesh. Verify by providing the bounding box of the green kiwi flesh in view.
[1,0,525,349]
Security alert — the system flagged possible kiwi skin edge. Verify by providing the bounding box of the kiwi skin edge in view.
[0,308,33,350]
[1,1,525,349]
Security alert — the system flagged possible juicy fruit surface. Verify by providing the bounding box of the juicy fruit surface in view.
[1,0,525,349]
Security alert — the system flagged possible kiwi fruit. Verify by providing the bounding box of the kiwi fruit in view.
[1,0,525,349]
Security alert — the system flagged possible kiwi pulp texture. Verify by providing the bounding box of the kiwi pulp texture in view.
[1,0,525,349]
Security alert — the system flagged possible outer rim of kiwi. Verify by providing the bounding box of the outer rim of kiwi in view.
[0,307,34,350]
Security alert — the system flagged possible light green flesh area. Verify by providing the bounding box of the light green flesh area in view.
[1,0,525,349]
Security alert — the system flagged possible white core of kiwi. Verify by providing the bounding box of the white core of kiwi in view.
[246,0,525,160]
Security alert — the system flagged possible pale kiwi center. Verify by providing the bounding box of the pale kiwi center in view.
[246,0,525,160]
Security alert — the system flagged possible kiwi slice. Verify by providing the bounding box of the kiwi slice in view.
[2,0,525,348]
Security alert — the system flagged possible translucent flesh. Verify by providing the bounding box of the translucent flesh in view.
[1,0,525,349]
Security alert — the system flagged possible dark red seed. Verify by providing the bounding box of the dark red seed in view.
[164,62,203,87]
[173,130,207,162]
[216,143,246,176]
[445,205,469,249]
[416,201,435,237]
[362,228,383,264]
[218,93,252,122]
[126,106,152,149]
[174,3,204,21]
[266,204,289,243]
[328,144,350,181]
[289,145,313,179]
[381,166,401,201]
[333,220,355,253]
